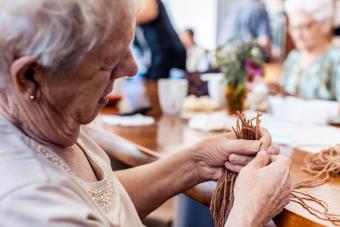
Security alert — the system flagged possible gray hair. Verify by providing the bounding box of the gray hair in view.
[0,0,136,84]
[285,0,334,22]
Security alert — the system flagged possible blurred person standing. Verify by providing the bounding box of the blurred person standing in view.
[262,0,287,61]
[334,0,340,48]
[277,0,340,101]
[217,0,272,60]
[134,0,186,80]
[334,0,340,37]
[180,28,210,73]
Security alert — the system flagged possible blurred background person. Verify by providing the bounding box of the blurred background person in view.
[133,0,186,80]
[217,0,272,60]
[270,0,340,101]
[262,0,287,61]
[334,0,340,45]
[335,0,340,33]
[112,0,187,115]
[180,28,210,73]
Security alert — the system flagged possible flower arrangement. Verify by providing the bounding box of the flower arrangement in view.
[214,38,266,114]
[215,38,266,85]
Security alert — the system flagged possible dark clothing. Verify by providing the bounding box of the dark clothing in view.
[134,0,186,80]
[335,26,340,36]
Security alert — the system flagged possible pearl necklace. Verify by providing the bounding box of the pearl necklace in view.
[33,141,115,213]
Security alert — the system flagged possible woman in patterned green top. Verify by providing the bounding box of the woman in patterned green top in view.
[283,46,340,101]
[281,0,340,101]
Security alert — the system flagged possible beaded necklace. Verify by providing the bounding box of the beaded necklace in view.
[30,139,115,213]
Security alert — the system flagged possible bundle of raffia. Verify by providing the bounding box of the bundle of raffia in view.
[210,111,262,227]
[291,145,340,225]
[210,112,340,227]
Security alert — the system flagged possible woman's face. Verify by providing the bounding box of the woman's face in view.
[43,14,138,125]
[288,11,327,51]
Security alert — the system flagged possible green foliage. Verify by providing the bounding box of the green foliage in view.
[215,38,265,86]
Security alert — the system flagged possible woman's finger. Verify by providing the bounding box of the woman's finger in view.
[259,127,272,148]
[227,139,262,155]
[229,154,254,166]
[209,132,237,140]
[224,161,243,173]
[224,131,237,140]
[268,144,280,155]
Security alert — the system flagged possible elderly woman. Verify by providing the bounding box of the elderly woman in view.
[279,0,340,100]
[0,0,291,226]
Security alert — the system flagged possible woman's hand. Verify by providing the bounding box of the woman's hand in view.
[189,128,279,182]
[267,83,291,96]
[225,151,292,227]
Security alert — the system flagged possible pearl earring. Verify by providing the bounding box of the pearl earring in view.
[29,95,35,101]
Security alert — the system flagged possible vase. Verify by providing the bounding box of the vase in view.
[226,83,247,115]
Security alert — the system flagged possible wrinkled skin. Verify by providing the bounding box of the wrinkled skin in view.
[225,150,292,227]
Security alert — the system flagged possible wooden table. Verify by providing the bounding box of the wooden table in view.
[90,113,340,227]
[96,70,340,226]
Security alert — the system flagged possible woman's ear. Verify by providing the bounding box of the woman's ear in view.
[10,56,41,99]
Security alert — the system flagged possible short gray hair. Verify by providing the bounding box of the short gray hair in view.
[285,0,334,22]
[0,0,135,82]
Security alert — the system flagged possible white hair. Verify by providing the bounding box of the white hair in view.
[285,0,334,22]
[0,0,136,83]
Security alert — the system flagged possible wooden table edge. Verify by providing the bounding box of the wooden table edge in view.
[88,124,330,227]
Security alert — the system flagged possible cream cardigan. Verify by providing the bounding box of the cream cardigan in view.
[0,114,144,227]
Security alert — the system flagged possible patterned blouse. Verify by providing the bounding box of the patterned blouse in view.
[283,46,340,101]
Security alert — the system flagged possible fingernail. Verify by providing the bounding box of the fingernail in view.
[258,150,267,156]
[256,141,263,151]
[267,147,272,154]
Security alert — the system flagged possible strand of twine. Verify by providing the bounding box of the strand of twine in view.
[291,145,340,225]
[210,112,340,227]
[210,112,262,227]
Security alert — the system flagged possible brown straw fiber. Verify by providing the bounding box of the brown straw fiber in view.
[291,145,340,225]
[210,112,262,227]
[210,113,340,226]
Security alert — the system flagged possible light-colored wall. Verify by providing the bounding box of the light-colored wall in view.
[163,0,219,50]
[335,0,340,27]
